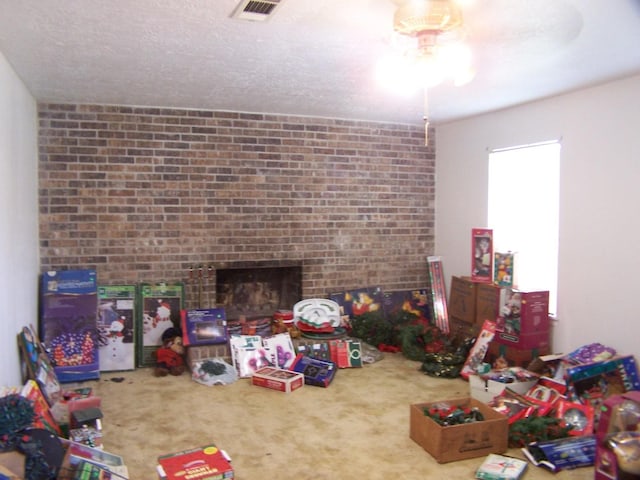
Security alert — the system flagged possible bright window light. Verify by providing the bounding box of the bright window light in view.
[488,141,560,315]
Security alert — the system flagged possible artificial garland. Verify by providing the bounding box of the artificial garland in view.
[419,334,476,378]
[508,414,572,448]
[423,404,485,426]
[349,310,396,348]
[398,323,445,361]
[0,394,58,479]
[200,359,228,376]
[0,394,35,436]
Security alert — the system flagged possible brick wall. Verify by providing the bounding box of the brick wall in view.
[38,103,435,306]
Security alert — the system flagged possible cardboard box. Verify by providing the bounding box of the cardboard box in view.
[448,276,477,325]
[251,366,304,393]
[475,283,502,326]
[0,452,25,480]
[447,316,480,340]
[409,397,508,463]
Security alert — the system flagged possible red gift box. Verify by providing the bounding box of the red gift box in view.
[494,289,550,349]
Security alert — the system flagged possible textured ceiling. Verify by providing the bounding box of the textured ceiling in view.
[1,0,639,125]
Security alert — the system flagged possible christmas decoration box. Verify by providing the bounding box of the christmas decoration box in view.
[409,397,508,463]
[426,256,450,334]
[493,252,517,288]
[381,288,431,324]
[494,289,550,349]
[295,340,332,361]
[262,332,296,370]
[563,355,640,425]
[40,269,100,383]
[290,353,337,387]
[328,286,384,319]
[329,338,363,368]
[52,387,101,437]
[181,308,228,347]
[20,379,62,436]
[156,444,234,480]
[594,391,640,480]
[137,282,185,368]
[522,435,596,473]
[251,366,304,393]
[97,284,137,372]
[17,324,62,407]
[58,441,129,480]
[471,228,494,283]
[475,453,528,480]
[229,334,271,378]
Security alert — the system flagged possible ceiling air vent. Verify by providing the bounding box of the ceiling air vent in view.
[231,0,284,22]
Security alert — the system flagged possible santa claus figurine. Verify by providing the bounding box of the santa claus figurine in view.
[109,317,125,337]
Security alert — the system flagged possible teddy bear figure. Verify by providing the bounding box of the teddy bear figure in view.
[154,327,186,377]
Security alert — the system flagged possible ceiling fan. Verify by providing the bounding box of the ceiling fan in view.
[379,0,474,142]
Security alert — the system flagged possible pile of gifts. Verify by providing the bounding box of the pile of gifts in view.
[467,341,640,473]
[190,331,365,390]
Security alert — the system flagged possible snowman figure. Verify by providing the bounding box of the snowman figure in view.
[100,316,134,371]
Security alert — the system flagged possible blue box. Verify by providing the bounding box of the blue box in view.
[180,308,228,346]
[40,270,100,383]
[291,353,336,387]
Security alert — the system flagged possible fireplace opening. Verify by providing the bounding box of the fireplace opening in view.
[215,263,303,322]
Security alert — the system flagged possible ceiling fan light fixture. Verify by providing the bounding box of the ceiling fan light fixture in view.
[382,0,474,142]
[393,0,464,36]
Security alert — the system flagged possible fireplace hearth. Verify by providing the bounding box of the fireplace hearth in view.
[215,262,303,321]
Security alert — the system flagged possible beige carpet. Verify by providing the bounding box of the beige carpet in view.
[88,353,594,480]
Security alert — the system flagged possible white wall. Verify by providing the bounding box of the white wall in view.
[0,52,39,387]
[436,74,640,360]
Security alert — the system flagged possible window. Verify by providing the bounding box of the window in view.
[487,141,560,315]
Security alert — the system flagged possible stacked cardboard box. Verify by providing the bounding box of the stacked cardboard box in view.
[449,276,552,367]
[447,276,478,337]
